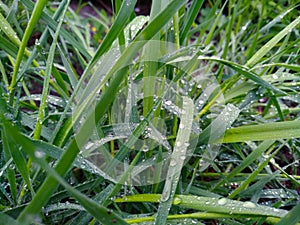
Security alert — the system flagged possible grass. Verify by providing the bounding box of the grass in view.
[0,0,300,224]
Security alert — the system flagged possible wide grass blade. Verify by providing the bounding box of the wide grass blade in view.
[221,120,300,143]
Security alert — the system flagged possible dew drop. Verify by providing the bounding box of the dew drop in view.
[173,197,182,205]
[217,198,227,206]
[35,151,45,158]
[243,201,256,208]
[170,159,176,167]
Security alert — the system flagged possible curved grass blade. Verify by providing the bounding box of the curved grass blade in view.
[198,56,285,95]
[10,0,48,91]
[155,97,194,225]
[221,120,300,143]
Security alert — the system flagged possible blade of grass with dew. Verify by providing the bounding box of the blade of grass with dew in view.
[31,139,117,182]
[0,118,128,225]
[198,104,240,172]
[116,194,288,218]
[221,120,300,143]
[198,56,285,95]
[17,0,188,218]
[125,212,285,224]
[9,0,48,92]
[246,15,300,67]
[155,97,194,225]
[33,0,69,140]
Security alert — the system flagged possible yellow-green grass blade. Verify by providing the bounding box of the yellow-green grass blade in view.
[116,194,288,219]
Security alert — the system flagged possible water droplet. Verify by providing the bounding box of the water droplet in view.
[179,124,185,129]
[173,197,182,205]
[165,100,172,106]
[272,74,278,79]
[243,201,256,208]
[170,159,176,167]
[176,141,182,147]
[180,156,186,160]
[218,198,227,205]
[35,150,45,158]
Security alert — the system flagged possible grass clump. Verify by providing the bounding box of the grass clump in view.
[0,0,300,224]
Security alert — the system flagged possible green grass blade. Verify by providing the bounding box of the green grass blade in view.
[221,120,300,143]
[37,162,129,225]
[246,15,300,67]
[33,0,69,139]
[116,194,288,218]
[9,0,48,91]
[155,97,194,225]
